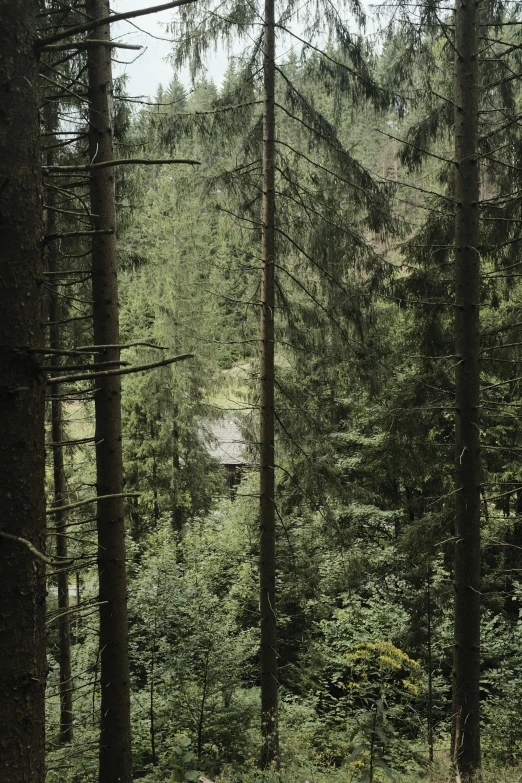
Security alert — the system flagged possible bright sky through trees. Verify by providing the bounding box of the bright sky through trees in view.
[112,0,230,96]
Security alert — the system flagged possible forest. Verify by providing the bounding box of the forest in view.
[2,0,522,781]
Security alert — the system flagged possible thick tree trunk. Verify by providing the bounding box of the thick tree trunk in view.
[259,0,279,768]
[86,2,133,780]
[453,0,481,778]
[47,142,74,745]
[0,2,47,781]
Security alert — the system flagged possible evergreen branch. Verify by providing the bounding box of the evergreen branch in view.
[372,171,457,204]
[272,461,345,542]
[274,219,380,307]
[482,69,522,92]
[275,182,368,251]
[172,100,263,117]
[274,101,369,179]
[274,23,387,99]
[396,100,453,169]
[273,500,298,576]
[276,68,378,188]
[275,139,367,195]
[273,80,393,231]
[216,204,261,228]
[482,155,522,174]
[377,128,455,166]
[274,262,358,345]
[475,141,510,162]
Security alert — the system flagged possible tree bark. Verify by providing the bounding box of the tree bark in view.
[426,564,433,765]
[259,0,279,768]
[453,0,482,777]
[0,2,47,780]
[86,2,133,780]
[46,139,74,745]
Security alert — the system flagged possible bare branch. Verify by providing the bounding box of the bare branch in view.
[41,41,142,52]
[45,229,113,242]
[0,531,60,566]
[46,493,141,516]
[44,158,200,173]
[78,341,168,351]
[46,353,194,384]
[36,0,198,48]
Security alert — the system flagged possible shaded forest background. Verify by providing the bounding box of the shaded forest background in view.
[46,49,522,783]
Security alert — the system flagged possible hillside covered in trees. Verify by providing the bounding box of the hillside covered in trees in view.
[3,1,522,782]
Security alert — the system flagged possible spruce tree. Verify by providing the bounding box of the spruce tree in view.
[46,135,74,745]
[384,1,522,776]
[86,1,133,779]
[168,0,395,764]
[452,0,481,775]
[0,1,46,780]
[259,0,278,764]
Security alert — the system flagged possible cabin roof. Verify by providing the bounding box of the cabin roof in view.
[202,416,249,466]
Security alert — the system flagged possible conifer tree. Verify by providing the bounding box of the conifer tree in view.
[259,0,278,764]
[46,136,74,745]
[0,1,46,780]
[86,1,133,779]
[385,1,522,777]
[169,0,395,765]
[452,0,481,776]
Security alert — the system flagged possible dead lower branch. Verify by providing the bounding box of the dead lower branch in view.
[46,353,194,384]
[46,493,141,516]
[36,0,198,48]
[44,158,200,172]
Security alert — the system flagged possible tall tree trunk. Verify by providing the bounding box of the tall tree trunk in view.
[259,0,279,767]
[150,613,157,766]
[47,140,74,745]
[453,0,481,777]
[86,2,133,780]
[0,2,46,780]
[426,563,433,765]
[172,414,183,531]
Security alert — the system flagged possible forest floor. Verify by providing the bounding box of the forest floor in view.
[211,758,522,783]
[400,758,522,782]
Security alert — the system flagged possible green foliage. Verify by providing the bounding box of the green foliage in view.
[42,10,522,782]
[138,734,200,782]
